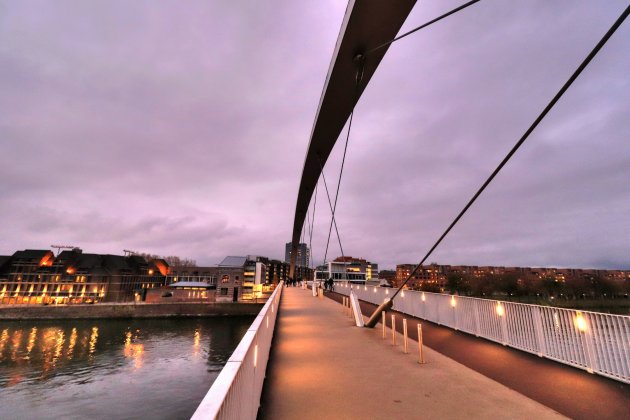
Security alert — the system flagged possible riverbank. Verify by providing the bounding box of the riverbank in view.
[0,302,264,320]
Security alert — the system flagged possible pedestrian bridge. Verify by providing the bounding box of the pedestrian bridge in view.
[192,283,629,419]
[191,1,630,417]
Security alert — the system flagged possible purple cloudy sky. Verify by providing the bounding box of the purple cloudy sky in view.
[1,0,628,269]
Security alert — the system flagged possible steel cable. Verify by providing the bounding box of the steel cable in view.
[389,4,630,301]
[366,0,482,56]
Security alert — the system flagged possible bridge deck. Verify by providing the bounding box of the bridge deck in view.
[259,287,564,419]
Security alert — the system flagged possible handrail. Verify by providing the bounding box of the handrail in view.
[336,283,630,384]
[191,282,284,419]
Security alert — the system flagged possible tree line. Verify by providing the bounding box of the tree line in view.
[138,253,197,268]
[439,273,629,299]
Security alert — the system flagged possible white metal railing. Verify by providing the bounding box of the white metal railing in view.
[191,282,284,420]
[335,283,630,384]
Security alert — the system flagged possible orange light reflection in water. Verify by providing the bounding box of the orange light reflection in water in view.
[123,331,144,370]
[0,329,9,359]
[53,330,65,365]
[193,330,201,357]
[66,328,78,359]
[11,330,23,362]
[88,327,98,356]
[26,327,38,356]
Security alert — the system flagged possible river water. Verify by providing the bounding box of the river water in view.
[0,316,254,420]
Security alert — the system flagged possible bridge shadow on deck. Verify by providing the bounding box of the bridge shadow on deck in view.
[320,291,629,420]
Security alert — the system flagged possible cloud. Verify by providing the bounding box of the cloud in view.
[1,0,628,270]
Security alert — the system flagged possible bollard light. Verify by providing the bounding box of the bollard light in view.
[382,311,386,339]
[385,288,389,295]
[401,291,405,298]
[403,318,409,354]
[575,311,587,332]
[391,314,397,346]
[450,295,456,307]
[496,302,505,317]
[364,286,367,291]
[417,323,425,364]
[421,292,426,302]
[374,287,377,293]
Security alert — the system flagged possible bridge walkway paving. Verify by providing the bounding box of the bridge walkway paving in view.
[258,287,565,419]
[326,291,630,420]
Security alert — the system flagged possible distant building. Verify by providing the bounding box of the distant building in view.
[395,264,446,290]
[393,263,630,291]
[212,256,273,302]
[285,242,310,267]
[378,270,396,286]
[0,248,168,304]
[145,281,215,303]
[0,248,312,305]
[315,256,379,284]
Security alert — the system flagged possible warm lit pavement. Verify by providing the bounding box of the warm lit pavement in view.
[258,287,566,419]
[324,291,630,420]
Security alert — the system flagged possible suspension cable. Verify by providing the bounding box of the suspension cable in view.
[308,181,318,268]
[321,56,366,264]
[323,110,354,261]
[389,4,630,301]
[318,161,345,263]
[366,0,482,56]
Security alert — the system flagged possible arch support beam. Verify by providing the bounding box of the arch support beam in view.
[290,0,417,278]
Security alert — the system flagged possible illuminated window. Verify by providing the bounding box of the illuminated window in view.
[221,275,230,283]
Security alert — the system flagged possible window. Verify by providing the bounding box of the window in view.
[221,275,230,283]
[220,288,228,296]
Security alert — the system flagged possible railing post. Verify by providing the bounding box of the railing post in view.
[580,312,598,374]
[417,323,425,364]
[382,311,386,339]
[532,306,547,357]
[391,314,397,346]
[403,318,408,354]
[500,305,509,346]
[473,300,481,337]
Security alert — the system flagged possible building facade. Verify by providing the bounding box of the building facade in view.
[0,248,168,304]
[285,242,310,267]
[395,264,446,290]
[315,256,379,284]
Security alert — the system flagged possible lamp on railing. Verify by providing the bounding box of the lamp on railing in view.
[496,302,505,317]
[574,311,587,332]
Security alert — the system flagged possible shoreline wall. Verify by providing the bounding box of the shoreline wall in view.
[0,302,264,320]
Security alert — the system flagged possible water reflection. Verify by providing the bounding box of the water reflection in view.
[0,316,253,420]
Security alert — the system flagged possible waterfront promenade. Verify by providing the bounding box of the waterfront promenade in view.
[258,287,565,419]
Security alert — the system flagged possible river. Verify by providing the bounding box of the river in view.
[0,316,254,419]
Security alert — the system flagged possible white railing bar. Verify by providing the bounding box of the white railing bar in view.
[191,282,283,420]
[334,283,629,384]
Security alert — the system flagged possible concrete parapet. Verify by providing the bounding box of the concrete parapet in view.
[0,302,263,320]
